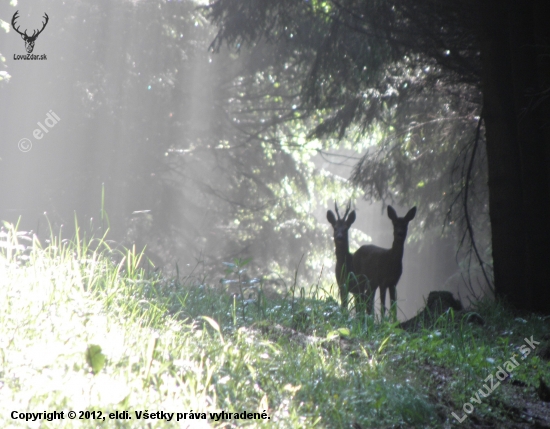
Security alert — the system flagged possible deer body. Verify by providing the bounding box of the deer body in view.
[354,240,405,316]
[328,203,416,317]
[355,206,416,317]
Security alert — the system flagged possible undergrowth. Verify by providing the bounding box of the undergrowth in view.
[0,223,548,428]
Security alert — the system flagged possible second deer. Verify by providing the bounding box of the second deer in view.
[355,205,416,318]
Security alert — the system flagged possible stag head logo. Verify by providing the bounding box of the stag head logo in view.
[12,11,49,54]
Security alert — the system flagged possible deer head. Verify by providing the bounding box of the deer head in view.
[387,206,416,242]
[327,201,356,246]
[12,11,49,54]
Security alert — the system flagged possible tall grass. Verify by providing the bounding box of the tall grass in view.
[0,222,547,428]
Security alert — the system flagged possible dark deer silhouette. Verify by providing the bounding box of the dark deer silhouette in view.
[12,11,49,54]
[326,202,365,310]
[354,205,416,318]
[327,203,416,318]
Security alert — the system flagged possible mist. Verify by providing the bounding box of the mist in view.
[1,0,488,319]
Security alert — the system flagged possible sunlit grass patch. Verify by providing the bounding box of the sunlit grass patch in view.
[0,225,219,427]
[1,222,547,428]
[0,222,436,428]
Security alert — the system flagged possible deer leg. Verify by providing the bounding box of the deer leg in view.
[339,282,349,309]
[355,293,368,317]
[362,275,375,316]
[379,286,387,318]
[389,284,397,321]
[367,288,375,316]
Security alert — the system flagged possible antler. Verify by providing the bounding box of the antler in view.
[32,13,49,39]
[334,201,351,220]
[11,11,25,37]
[11,11,49,39]
[343,200,351,220]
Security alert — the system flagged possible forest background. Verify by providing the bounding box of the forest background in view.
[1,0,548,316]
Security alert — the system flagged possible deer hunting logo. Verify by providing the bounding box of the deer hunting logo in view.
[11,10,49,60]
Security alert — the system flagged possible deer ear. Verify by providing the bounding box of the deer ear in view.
[387,206,397,221]
[405,207,417,221]
[327,210,336,226]
[346,210,356,227]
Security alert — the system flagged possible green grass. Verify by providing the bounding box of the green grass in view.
[0,223,548,428]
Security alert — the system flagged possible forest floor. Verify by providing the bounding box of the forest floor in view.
[1,225,549,428]
[257,317,550,429]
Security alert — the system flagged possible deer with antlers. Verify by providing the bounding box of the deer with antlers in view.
[12,11,49,54]
[327,202,416,318]
[326,202,362,310]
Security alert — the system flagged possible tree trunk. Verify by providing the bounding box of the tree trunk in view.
[480,0,550,313]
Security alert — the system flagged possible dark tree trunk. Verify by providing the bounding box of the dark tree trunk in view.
[480,0,550,313]
[479,0,526,307]
[509,0,550,313]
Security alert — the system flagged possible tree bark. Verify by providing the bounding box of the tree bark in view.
[480,0,550,313]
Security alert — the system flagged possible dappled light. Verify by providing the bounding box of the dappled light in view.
[1,0,549,427]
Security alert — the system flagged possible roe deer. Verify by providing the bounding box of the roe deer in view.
[327,202,367,310]
[354,205,416,318]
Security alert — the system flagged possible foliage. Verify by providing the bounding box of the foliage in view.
[1,223,548,428]
[0,0,352,283]
[204,0,493,283]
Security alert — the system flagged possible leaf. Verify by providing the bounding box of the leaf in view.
[337,327,350,337]
[222,262,236,268]
[200,316,224,345]
[85,344,106,375]
[283,384,302,394]
[378,336,391,353]
[201,316,220,333]
[258,393,269,413]
[374,394,386,409]
[326,331,339,340]
[236,257,252,267]
[327,327,351,340]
